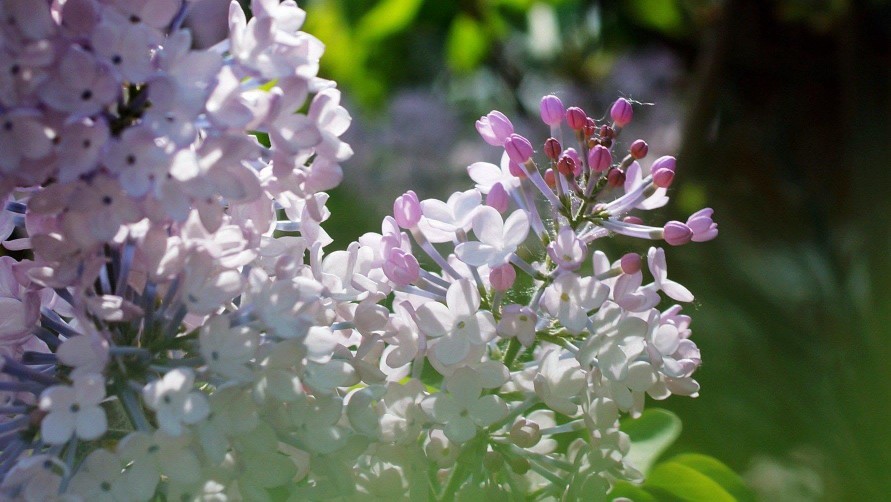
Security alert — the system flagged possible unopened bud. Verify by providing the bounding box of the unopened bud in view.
[508,160,527,178]
[544,137,562,161]
[599,124,615,140]
[489,263,516,292]
[663,221,693,246]
[623,215,643,224]
[539,95,564,126]
[556,156,575,177]
[607,168,625,187]
[651,155,677,188]
[619,253,641,274]
[630,139,648,159]
[587,145,612,173]
[510,419,542,448]
[583,117,597,137]
[565,106,587,131]
[504,134,534,164]
[393,190,422,228]
[486,182,510,213]
[544,168,556,187]
[610,97,633,127]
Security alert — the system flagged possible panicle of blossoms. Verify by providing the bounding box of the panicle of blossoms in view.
[0,0,717,499]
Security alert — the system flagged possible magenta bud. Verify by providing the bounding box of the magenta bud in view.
[663,221,693,246]
[563,148,581,168]
[610,97,633,127]
[476,111,515,146]
[393,190,422,228]
[565,107,587,131]
[544,137,562,161]
[651,155,676,173]
[607,168,625,187]
[489,263,516,292]
[556,156,575,176]
[543,169,556,187]
[583,117,597,137]
[486,182,510,213]
[588,145,612,173]
[539,95,564,126]
[630,139,648,159]
[620,253,641,274]
[623,215,643,224]
[504,134,534,164]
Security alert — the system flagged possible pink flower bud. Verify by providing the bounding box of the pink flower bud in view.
[544,137,561,161]
[543,168,556,187]
[610,97,633,127]
[475,110,514,146]
[504,134,534,164]
[508,160,527,178]
[489,263,516,292]
[620,253,641,274]
[623,215,643,224]
[588,145,612,173]
[607,168,625,187]
[556,156,575,176]
[630,139,648,159]
[686,208,718,242]
[585,118,598,137]
[562,147,581,168]
[486,182,510,213]
[539,95,564,126]
[663,221,693,246]
[565,107,587,131]
[383,248,420,286]
[651,155,677,188]
[393,190,422,229]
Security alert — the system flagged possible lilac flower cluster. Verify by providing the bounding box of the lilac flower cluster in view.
[0,0,716,500]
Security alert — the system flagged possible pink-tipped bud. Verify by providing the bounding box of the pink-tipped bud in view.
[393,190,422,228]
[539,95,564,126]
[630,139,648,159]
[663,221,693,246]
[623,215,643,224]
[543,168,556,187]
[653,169,675,188]
[504,134,534,164]
[620,253,641,274]
[544,137,562,161]
[565,107,587,131]
[476,111,515,146]
[583,117,597,137]
[588,145,612,173]
[607,168,625,187]
[486,182,510,213]
[489,263,516,292]
[508,160,527,178]
[651,155,677,188]
[610,97,633,127]
[383,248,420,286]
[556,156,575,177]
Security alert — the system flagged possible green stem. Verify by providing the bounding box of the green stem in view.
[502,338,522,368]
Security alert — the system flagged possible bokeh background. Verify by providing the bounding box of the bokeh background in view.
[198,1,891,499]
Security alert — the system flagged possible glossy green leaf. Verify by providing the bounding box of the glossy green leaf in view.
[646,462,736,502]
[446,14,489,73]
[609,480,658,501]
[670,454,756,502]
[622,408,682,474]
[356,0,424,41]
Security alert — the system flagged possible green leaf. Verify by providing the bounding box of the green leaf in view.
[621,408,682,474]
[609,480,658,501]
[670,454,756,502]
[627,0,684,35]
[356,0,424,41]
[446,14,489,73]
[645,462,736,502]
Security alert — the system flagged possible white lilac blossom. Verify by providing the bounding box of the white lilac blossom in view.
[0,1,717,499]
